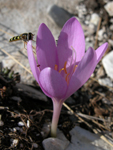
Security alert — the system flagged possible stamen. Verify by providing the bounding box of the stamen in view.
[59,68,64,73]
[58,61,67,74]
[73,65,77,73]
[54,64,58,71]
[64,61,67,74]
[65,73,70,85]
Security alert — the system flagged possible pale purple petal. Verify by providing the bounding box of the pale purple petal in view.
[36,23,58,70]
[57,17,85,69]
[27,41,39,83]
[64,47,97,100]
[95,42,108,64]
[39,67,67,100]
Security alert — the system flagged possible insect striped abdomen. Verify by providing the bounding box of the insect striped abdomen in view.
[9,36,21,42]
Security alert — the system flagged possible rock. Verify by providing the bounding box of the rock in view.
[10,139,19,147]
[43,138,65,150]
[27,120,30,128]
[16,83,48,101]
[98,29,104,41]
[18,121,25,127]
[32,143,38,148]
[66,126,113,150]
[48,5,72,27]
[108,39,113,47]
[98,77,113,87]
[110,25,113,31]
[41,122,51,138]
[0,120,4,126]
[102,51,113,79]
[104,2,113,16]
[11,96,22,102]
[42,129,69,150]
[0,115,4,126]
[90,13,100,26]
[89,13,100,33]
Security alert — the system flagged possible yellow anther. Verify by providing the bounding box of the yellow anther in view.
[59,68,64,73]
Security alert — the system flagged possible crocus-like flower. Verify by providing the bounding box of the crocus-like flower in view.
[27,17,108,137]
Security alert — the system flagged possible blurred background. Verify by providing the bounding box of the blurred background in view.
[0,0,112,84]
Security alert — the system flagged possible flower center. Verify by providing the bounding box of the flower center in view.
[54,47,77,85]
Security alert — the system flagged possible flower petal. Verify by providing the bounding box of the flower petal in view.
[95,42,108,64]
[27,41,39,83]
[36,23,58,70]
[39,67,67,100]
[64,47,97,100]
[57,17,85,69]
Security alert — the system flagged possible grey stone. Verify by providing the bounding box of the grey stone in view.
[32,143,38,148]
[43,129,69,150]
[104,2,113,16]
[16,83,48,101]
[48,5,72,27]
[41,122,51,138]
[0,120,4,126]
[11,96,22,102]
[66,126,113,150]
[102,51,113,79]
[98,77,113,88]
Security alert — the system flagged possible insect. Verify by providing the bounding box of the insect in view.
[9,32,36,53]
[9,32,34,42]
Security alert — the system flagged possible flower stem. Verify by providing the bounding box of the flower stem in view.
[51,99,63,137]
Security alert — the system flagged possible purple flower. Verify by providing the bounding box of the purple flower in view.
[27,17,108,137]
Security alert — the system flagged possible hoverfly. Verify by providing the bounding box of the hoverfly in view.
[9,32,36,54]
[9,32,34,42]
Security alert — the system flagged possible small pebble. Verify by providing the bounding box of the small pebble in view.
[110,25,113,31]
[11,96,22,102]
[41,122,51,138]
[0,120,4,126]
[102,51,113,80]
[104,2,113,16]
[90,13,100,26]
[11,139,19,147]
[33,143,38,148]
[18,121,25,126]
[27,120,30,128]
[12,128,17,133]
